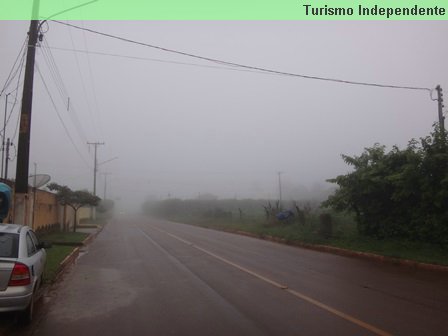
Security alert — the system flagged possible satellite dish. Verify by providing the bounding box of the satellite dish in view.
[28,174,51,188]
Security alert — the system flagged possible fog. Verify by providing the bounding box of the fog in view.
[1,21,447,211]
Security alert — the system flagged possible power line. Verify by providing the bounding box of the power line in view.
[1,38,27,142]
[39,38,90,144]
[0,37,27,98]
[7,48,27,141]
[35,62,91,169]
[66,22,100,137]
[81,20,104,139]
[52,20,432,93]
[45,46,285,75]
[40,39,69,100]
[4,76,24,139]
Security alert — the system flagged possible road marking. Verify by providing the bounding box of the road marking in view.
[285,288,391,336]
[149,225,393,336]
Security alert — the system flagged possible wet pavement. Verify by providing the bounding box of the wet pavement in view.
[4,216,448,336]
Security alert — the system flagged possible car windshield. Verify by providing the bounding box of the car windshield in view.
[0,233,19,258]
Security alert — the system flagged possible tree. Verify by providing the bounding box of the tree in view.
[323,125,448,244]
[48,183,101,232]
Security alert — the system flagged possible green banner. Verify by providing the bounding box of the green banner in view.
[1,0,447,20]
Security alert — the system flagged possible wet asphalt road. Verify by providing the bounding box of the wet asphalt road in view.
[5,216,448,336]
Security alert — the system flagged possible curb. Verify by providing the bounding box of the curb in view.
[54,246,81,280]
[53,225,104,281]
[229,229,448,273]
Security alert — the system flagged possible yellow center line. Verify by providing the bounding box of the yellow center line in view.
[150,225,393,336]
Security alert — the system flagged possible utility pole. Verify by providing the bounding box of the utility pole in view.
[436,85,445,133]
[14,0,40,225]
[278,171,283,209]
[5,138,10,180]
[88,142,104,220]
[2,93,9,179]
[87,142,105,197]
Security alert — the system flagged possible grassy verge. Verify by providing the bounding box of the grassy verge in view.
[43,245,77,283]
[39,232,89,283]
[164,215,448,266]
[327,237,448,266]
[39,232,89,244]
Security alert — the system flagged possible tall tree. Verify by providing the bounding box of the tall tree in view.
[48,183,100,232]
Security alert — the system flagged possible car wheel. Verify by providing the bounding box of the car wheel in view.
[19,291,35,325]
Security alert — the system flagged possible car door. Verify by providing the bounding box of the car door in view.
[25,232,44,285]
[29,231,46,280]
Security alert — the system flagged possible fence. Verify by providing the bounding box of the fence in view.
[1,179,92,232]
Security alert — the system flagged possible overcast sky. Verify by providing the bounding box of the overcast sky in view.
[1,21,447,209]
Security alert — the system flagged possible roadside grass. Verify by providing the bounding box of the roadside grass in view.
[39,232,88,244]
[164,214,448,266]
[328,237,448,266]
[38,232,90,283]
[43,245,76,283]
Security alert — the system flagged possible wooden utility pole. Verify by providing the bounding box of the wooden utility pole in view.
[14,0,40,225]
[15,1,40,193]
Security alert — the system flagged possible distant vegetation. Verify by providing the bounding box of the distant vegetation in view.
[142,125,448,265]
[142,197,447,265]
[142,197,337,240]
[142,198,322,224]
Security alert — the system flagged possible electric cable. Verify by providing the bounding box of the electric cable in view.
[0,37,27,97]
[45,46,285,75]
[52,20,432,93]
[80,20,104,139]
[40,38,90,144]
[35,62,91,169]
[8,49,27,141]
[66,22,100,137]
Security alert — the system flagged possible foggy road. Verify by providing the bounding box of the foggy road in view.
[20,216,448,336]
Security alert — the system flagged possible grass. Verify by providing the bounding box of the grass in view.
[43,245,77,283]
[39,232,89,244]
[328,237,448,266]
[164,214,448,266]
[38,231,90,283]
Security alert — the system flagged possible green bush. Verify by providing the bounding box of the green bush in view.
[324,125,448,244]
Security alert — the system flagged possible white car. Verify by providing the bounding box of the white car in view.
[0,224,50,323]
